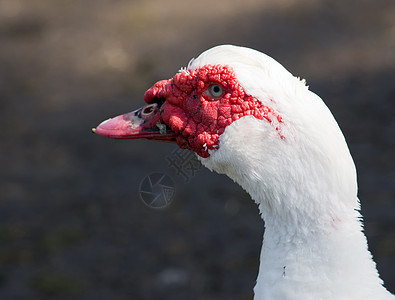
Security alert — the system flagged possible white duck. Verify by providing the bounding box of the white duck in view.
[94,45,394,299]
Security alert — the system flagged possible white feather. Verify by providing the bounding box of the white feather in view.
[189,45,394,300]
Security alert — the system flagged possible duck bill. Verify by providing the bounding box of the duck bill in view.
[93,103,177,142]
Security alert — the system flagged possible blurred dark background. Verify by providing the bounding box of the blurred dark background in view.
[0,0,394,299]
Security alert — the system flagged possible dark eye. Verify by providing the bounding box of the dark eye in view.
[206,84,223,98]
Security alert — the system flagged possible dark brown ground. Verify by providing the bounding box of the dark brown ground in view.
[0,0,394,299]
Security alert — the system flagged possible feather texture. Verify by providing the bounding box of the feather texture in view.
[193,45,394,300]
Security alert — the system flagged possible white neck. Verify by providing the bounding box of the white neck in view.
[255,196,386,300]
[200,116,393,299]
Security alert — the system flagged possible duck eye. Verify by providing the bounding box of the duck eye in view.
[207,84,223,98]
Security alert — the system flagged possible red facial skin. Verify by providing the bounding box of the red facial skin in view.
[94,64,282,158]
[144,65,282,158]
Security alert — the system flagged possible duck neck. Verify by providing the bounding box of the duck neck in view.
[199,117,390,298]
[253,193,386,299]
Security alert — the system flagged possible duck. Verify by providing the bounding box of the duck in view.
[93,45,394,299]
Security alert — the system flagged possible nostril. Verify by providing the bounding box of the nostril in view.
[141,103,157,117]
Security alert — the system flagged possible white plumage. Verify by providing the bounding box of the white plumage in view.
[95,45,394,299]
[191,45,394,299]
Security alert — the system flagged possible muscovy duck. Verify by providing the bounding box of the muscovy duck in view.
[93,45,394,299]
